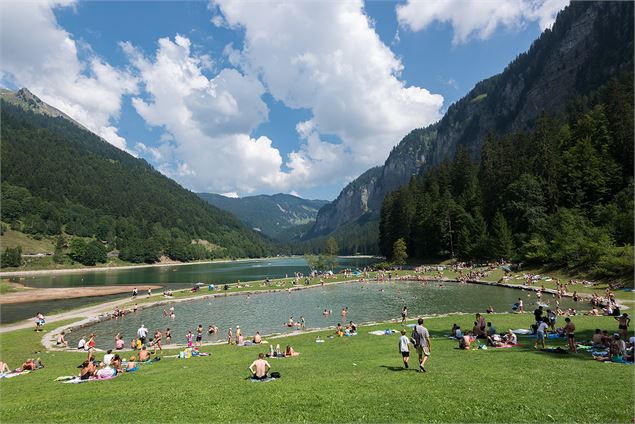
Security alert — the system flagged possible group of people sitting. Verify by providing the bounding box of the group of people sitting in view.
[335,321,357,337]
[78,349,144,380]
[590,329,634,363]
[450,320,518,350]
[266,343,300,358]
[0,357,45,375]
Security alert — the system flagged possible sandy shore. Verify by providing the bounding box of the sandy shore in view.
[0,284,162,304]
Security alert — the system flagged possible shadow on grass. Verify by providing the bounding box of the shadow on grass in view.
[380,365,412,372]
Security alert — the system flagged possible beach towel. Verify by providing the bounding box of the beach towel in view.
[512,329,533,335]
[547,333,564,339]
[493,344,522,349]
[250,377,276,383]
[0,371,31,379]
[543,347,568,354]
[368,330,387,336]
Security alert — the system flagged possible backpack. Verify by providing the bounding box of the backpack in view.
[270,371,281,379]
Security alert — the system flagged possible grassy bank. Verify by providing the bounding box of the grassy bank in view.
[0,314,632,423]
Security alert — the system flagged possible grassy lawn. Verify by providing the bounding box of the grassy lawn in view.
[1,314,632,423]
[0,227,54,254]
[0,280,30,294]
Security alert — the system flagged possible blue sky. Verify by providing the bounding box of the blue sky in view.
[1,0,568,200]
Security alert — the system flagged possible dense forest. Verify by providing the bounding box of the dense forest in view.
[379,74,634,280]
[0,99,274,266]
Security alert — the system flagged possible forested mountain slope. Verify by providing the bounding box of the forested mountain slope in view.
[309,1,634,240]
[379,73,633,281]
[0,90,274,264]
[198,192,327,240]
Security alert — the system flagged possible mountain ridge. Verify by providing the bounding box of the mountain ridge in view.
[198,192,328,240]
[309,1,634,239]
[0,90,274,263]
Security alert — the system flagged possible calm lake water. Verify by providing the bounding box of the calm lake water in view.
[66,280,576,349]
[1,257,376,323]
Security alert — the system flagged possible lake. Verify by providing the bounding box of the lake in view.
[0,256,376,323]
[66,280,576,349]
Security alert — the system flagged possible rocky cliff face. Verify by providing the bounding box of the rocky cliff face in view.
[309,1,634,237]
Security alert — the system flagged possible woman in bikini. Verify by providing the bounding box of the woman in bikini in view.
[616,313,630,340]
[153,329,163,353]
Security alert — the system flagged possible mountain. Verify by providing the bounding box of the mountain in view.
[198,192,328,240]
[0,89,274,264]
[309,1,634,239]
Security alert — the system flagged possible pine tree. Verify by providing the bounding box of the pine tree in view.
[53,235,65,264]
[490,212,515,260]
[392,238,408,265]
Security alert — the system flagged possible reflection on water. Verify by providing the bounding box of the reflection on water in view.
[67,280,575,349]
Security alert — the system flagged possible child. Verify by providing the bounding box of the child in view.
[534,318,548,349]
[186,330,194,348]
[399,330,410,368]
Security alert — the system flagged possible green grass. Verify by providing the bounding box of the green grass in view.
[1,314,632,423]
[0,280,29,294]
[0,227,54,254]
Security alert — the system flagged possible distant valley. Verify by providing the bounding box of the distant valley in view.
[198,193,328,241]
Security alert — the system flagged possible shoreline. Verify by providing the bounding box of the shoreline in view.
[0,284,162,305]
[40,276,623,351]
[0,255,378,278]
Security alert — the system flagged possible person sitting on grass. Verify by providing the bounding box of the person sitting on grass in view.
[591,329,606,347]
[594,334,628,363]
[79,360,96,380]
[115,335,125,350]
[336,323,344,337]
[110,354,122,373]
[284,345,300,357]
[459,333,476,350]
[126,356,138,372]
[253,332,262,344]
[504,329,518,345]
[451,323,459,337]
[139,345,151,362]
[103,350,114,367]
[249,353,271,380]
[472,321,483,338]
[56,332,68,348]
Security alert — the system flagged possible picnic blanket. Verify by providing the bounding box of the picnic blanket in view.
[492,344,522,349]
[368,329,399,336]
[250,377,276,383]
[0,370,31,379]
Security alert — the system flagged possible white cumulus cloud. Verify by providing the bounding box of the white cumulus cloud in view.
[0,0,138,150]
[212,0,444,188]
[122,36,285,194]
[397,0,569,44]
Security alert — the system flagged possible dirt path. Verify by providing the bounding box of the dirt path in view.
[0,297,126,333]
[0,284,162,304]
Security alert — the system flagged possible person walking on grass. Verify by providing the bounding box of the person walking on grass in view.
[399,330,411,368]
[412,318,431,372]
[564,317,576,353]
[534,318,548,349]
